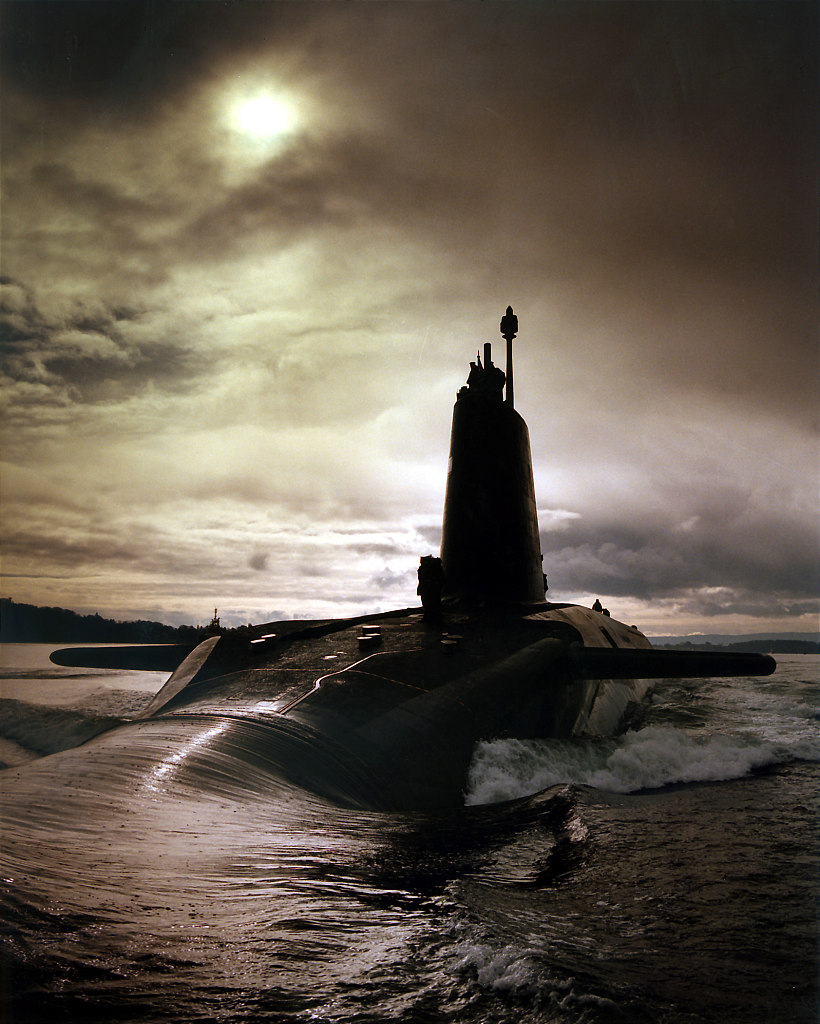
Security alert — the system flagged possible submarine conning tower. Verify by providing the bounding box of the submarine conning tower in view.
[440,306,546,605]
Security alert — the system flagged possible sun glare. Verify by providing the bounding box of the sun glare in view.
[231,93,294,140]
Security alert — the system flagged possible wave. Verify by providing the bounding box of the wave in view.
[465,722,820,804]
[0,709,408,814]
[450,937,627,1019]
[452,939,545,993]
[0,699,125,767]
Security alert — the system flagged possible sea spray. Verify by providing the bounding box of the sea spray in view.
[465,722,820,804]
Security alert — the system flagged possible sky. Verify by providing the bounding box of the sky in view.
[1,1,817,636]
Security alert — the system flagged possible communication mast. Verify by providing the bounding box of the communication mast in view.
[500,305,518,408]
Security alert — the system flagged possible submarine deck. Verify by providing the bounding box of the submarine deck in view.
[138,603,652,738]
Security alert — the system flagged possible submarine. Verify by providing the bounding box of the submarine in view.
[48,307,775,812]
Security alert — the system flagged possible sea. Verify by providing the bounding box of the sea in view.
[0,643,817,1024]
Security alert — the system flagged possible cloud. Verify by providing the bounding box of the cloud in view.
[248,552,268,573]
[545,498,818,614]
[0,2,816,633]
[0,284,199,430]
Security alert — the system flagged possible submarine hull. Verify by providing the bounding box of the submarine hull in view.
[45,604,773,811]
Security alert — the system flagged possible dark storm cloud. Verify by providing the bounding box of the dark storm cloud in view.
[352,542,406,560]
[1,502,259,589]
[415,528,444,559]
[371,566,413,592]
[41,339,194,403]
[24,163,174,280]
[30,162,165,224]
[248,552,268,573]
[0,279,199,436]
[2,520,153,575]
[546,504,818,612]
[2,154,181,294]
[177,134,491,264]
[0,1,295,106]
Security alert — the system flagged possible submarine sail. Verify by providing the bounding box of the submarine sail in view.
[440,309,545,605]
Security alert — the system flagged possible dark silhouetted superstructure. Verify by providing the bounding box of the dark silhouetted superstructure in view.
[441,307,545,605]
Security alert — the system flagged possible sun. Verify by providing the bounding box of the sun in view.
[230,93,294,140]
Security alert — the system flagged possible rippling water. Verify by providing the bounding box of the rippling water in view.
[1,645,817,1023]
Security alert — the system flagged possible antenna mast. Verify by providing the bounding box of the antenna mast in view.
[500,305,518,407]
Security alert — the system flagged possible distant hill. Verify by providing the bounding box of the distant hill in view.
[650,631,819,645]
[651,632,819,655]
[0,598,210,644]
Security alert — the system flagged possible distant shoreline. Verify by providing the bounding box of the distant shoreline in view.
[655,640,819,655]
[0,598,209,645]
[1,597,817,654]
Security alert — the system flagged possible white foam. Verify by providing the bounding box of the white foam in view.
[466,722,820,804]
[450,937,618,1012]
[452,940,542,992]
[465,737,608,805]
